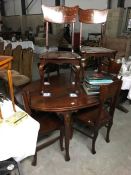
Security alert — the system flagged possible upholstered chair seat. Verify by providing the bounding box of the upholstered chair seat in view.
[0,69,30,87]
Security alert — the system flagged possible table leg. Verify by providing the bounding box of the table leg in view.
[0,106,3,119]
[38,63,45,93]
[63,112,71,161]
[7,70,16,112]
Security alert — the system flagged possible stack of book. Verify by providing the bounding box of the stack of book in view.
[83,82,100,95]
[85,73,113,85]
[83,73,113,95]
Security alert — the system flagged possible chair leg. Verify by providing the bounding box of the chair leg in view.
[60,127,64,151]
[92,130,98,154]
[106,122,113,143]
[32,152,37,166]
[57,66,60,76]
[70,66,73,82]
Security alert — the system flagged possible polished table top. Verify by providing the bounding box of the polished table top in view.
[23,74,99,112]
[0,55,13,69]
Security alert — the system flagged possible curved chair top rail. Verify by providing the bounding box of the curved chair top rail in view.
[79,8,108,24]
[5,43,12,49]
[42,5,79,24]
[0,42,4,49]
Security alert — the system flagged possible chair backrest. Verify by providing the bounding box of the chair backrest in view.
[95,79,122,125]
[21,48,33,81]
[99,60,122,77]
[4,43,12,56]
[22,90,32,115]
[78,8,108,50]
[41,5,78,52]
[108,60,122,76]
[0,42,4,55]
[12,45,22,72]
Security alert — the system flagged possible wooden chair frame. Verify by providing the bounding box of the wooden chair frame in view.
[22,90,64,166]
[74,79,122,154]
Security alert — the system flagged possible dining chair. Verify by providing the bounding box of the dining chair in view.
[0,41,4,55]
[78,8,117,78]
[20,47,33,81]
[73,79,122,154]
[0,48,33,107]
[97,60,128,113]
[22,90,64,166]
[0,46,31,89]
[4,43,12,56]
[40,5,81,87]
[12,45,22,72]
[98,59,122,77]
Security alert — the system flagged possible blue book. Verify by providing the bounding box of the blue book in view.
[87,79,113,85]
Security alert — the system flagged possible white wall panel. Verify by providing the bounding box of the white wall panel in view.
[4,0,56,16]
[26,0,55,14]
[65,0,107,9]
[4,0,22,16]
[26,0,42,14]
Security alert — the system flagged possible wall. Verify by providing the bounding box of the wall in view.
[111,0,118,8]
[125,0,131,8]
[105,8,125,37]
[111,0,131,8]
[2,0,131,38]
[4,0,22,16]
[3,0,63,15]
[2,15,21,31]
[26,0,55,14]
[2,0,108,38]
[65,0,107,9]
[2,0,56,34]
[65,0,108,39]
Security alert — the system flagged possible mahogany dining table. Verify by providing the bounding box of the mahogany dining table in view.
[23,73,99,161]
